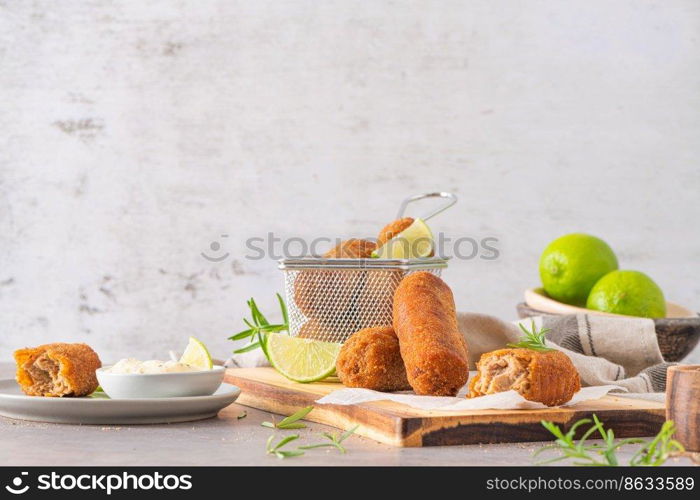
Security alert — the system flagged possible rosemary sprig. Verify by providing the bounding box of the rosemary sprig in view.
[231,293,288,359]
[262,407,359,459]
[535,415,684,466]
[299,425,359,453]
[507,319,554,352]
[261,406,313,430]
[277,292,289,326]
[266,434,305,459]
[630,421,685,466]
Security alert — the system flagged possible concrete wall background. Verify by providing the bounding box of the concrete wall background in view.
[1,0,699,363]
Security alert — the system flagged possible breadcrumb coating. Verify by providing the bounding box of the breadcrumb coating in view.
[14,343,101,397]
[468,348,581,406]
[377,218,414,247]
[392,272,469,396]
[293,239,376,329]
[336,326,411,391]
[323,239,377,258]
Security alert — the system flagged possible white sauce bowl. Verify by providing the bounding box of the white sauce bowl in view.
[96,365,225,399]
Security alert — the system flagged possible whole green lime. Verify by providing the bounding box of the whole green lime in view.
[539,233,618,305]
[586,270,666,318]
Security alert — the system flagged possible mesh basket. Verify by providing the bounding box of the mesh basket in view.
[279,257,448,344]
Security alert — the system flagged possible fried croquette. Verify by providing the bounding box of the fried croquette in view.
[323,239,377,258]
[356,269,403,327]
[392,272,469,396]
[293,269,360,332]
[377,218,414,247]
[468,348,580,406]
[293,239,375,330]
[298,318,338,339]
[14,343,102,397]
[336,326,411,391]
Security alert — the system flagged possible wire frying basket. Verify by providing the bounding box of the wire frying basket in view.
[278,192,456,344]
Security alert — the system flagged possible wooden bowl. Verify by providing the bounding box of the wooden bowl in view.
[666,365,700,451]
[517,288,700,362]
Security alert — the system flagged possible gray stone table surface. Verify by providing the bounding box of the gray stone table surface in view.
[0,363,693,467]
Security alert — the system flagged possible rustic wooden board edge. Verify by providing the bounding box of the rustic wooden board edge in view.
[416,408,665,446]
[225,369,667,448]
[227,372,409,446]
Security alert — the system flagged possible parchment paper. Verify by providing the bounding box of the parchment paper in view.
[316,384,623,411]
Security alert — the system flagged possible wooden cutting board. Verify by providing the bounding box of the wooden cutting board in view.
[225,367,665,447]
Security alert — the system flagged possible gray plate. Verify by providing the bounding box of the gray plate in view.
[0,379,240,424]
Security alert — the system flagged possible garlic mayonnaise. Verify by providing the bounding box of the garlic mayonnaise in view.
[105,358,200,374]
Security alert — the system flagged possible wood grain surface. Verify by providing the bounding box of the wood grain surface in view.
[226,367,665,447]
[666,365,700,451]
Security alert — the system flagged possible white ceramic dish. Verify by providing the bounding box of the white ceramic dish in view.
[96,365,225,399]
[0,379,240,424]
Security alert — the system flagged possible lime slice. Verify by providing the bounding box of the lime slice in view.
[266,332,341,383]
[372,217,434,259]
[179,336,214,370]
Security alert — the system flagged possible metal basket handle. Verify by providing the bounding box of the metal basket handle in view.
[396,192,457,221]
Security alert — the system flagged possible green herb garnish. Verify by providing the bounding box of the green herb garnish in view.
[88,386,109,399]
[262,408,359,459]
[299,425,359,454]
[230,293,288,360]
[261,406,313,430]
[507,319,554,352]
[630,421,685,466]
[535,415,684,466]
[266,434,305,459]
[237,411,247,420]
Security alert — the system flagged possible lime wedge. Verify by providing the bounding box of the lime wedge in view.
[372,217,434,259]
[179,336,214,370]
[266,332,341,383]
